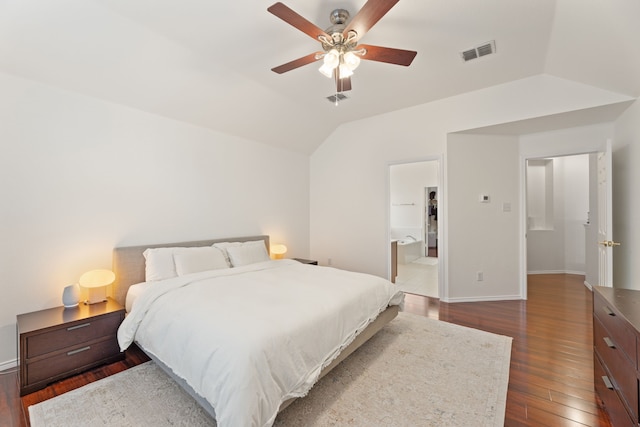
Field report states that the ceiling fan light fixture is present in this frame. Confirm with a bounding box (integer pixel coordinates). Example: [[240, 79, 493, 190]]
[[323, 49, 340, 68], [343, 51, 361, 71], [268, 1, 418, 94], [339, 63, 354, 78], [319, 63, 335, 78], [319, 48, 341, 78]]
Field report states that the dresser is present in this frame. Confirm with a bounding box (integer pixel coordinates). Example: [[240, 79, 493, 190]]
[[593, 286, 640, 426], [17, 298, 125, 395]]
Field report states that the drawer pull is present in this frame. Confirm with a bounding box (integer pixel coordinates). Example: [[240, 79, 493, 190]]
[[603, 337, 616, 348], [601, 375, 614, 390], [67, 346, 91, 356], [602, 306, 615, 316], [67, 323, 91, 331]]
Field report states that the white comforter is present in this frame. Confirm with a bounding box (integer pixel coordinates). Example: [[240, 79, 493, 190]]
[[118, 259, 404, 427]]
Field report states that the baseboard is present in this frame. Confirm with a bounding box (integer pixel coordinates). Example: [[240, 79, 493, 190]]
[[444, 294, 523, 303], [583, 280, 593, 291], [0, 358, 17, 372], [527, 270, 586, 276]]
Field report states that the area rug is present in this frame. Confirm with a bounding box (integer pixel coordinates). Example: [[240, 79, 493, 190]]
[[29, 312, 512, 427]]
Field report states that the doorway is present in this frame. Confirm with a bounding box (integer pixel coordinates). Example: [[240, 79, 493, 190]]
[[426, 186, 438, 257], [524, 152, 604, 292], [389, 160, 440, 298]]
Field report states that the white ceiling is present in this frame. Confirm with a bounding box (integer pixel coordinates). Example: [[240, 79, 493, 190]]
[[0, 0, 638, 154]]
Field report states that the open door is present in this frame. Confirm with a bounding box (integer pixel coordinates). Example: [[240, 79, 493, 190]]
[[597, 140, 619, 287]]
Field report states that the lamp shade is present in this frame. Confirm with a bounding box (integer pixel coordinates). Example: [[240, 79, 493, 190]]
[[79, 269, 115, 304], [270, 244, 287, 259], [79, 269, 115, 287]]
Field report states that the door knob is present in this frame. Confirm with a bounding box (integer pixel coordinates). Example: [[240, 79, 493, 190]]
[[599, 240, 621, 247]]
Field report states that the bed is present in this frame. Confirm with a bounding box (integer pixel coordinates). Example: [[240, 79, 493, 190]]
[[113, 235, 403, 427]]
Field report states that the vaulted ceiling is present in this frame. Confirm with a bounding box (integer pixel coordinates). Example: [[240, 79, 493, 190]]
[[1, 0, 638, 154]]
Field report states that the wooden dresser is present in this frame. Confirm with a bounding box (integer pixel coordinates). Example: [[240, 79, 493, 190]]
[[593, 286, 640, 426], [17, 298, 125, 395]]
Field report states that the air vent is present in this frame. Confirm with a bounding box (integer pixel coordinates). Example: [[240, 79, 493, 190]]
[[461, 40, 496, 62], [461, 49, 478, 61], [326, 93, 348, 103]]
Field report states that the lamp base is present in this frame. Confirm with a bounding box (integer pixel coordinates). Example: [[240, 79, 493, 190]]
[[83, 286, 107, 305], [83, 299, 107, 305]]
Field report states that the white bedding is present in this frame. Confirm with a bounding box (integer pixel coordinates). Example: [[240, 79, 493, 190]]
[[118, 259, 403, 427], [124, 281, 150, 313]]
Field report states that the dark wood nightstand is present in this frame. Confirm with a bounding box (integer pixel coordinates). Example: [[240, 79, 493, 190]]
[[17, 297, 125, 396], [292, 258, 318, 265]]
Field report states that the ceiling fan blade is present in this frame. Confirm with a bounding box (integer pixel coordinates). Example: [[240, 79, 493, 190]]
[[272, 52, 322, 74], [268, 2, 330, 41], [342, 0, 400, 40], [336, 74, 352, 92], [357, 44, 417, 66]]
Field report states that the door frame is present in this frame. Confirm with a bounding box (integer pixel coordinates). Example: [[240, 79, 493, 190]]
[[387, 155, 446, 300], [519, 143, 611, 298]]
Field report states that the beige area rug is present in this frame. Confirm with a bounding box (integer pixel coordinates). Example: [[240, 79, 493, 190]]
[[29, 312, 512, 427]]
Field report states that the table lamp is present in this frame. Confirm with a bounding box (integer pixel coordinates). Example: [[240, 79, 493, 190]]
[[270, 244, 287, 259], [79, 269, 115, 304]]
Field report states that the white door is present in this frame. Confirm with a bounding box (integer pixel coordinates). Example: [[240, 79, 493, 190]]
[[597, 140, 618, 287]]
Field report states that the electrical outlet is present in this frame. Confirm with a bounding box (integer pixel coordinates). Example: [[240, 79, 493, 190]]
[[477, 271, 484, 281]]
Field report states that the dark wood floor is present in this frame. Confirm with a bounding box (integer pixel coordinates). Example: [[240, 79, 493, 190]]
[[0, 274, 611, 426]]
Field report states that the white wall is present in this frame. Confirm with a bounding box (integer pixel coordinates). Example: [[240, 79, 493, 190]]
[[0, 72, 310, 367], [310, 75, 630, 302], [613, 99, 640, 289], [526, 155, 589, 275], [447, 134, 520, 301]]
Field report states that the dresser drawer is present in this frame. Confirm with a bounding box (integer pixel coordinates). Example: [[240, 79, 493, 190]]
[[594, 352, 636, 427], [594, 316, 638, 420], [593, 291, 637, 365], [26, 337, 120, 384], [26, 313, 123, 359]]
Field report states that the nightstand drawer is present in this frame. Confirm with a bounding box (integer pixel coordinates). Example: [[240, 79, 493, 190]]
[[26, 337, 120, 384], [26, 313, 123, 359], [18, 298, 125, 396]]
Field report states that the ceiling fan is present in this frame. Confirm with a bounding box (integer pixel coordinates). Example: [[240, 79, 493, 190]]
[[268, 0, 417, 93]]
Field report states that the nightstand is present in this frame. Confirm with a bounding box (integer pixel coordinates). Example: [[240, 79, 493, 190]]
[[292, 258, 318, 265], [17, 297, 125, 396]]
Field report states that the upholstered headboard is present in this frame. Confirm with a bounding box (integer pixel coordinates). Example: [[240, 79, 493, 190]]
[[111, 235, 270, 306]]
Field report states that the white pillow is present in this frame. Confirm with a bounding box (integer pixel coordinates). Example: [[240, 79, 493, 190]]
[[225, 240, 270, 267], [212, 241, 243, 266], [143, 246, 228, 281], [174, 246, 228, 276], [143, 247, 183, 281]]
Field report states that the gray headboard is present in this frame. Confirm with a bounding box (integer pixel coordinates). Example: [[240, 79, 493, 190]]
[[111, 235, 270, 306]]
